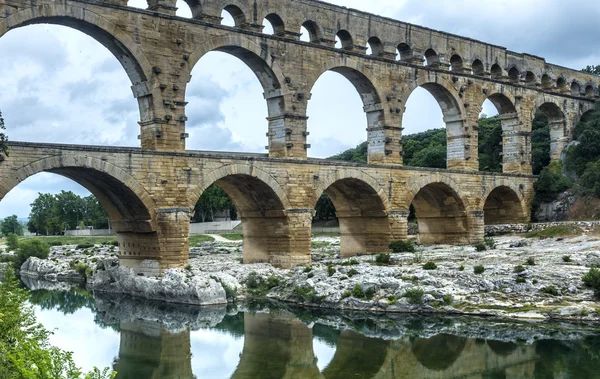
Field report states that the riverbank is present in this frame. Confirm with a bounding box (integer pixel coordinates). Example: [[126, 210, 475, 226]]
[[8, 231, 600, 322]]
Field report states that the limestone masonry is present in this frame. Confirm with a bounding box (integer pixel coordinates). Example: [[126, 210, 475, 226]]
[[0, 0, 594, 274]]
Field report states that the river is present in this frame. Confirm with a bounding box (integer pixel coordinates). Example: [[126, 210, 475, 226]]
[[29, 285, 600, 379]]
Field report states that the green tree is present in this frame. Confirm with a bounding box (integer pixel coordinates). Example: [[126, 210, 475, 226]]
[[54, 191, 85, 230], [328, 141, 368, 163], [314, 194, 336, 221], [477, 115, 502, 172], [582, 65, 600, 76], [531, 111, 551, 175], [81, 195, 109, 229], [1, 215, 23, 236], [28, 193, 59, 235], [0, 269, 115, 378], [5, 233, 19, 252], [0, 110, 9, 157], [192, 184, 236, 222]]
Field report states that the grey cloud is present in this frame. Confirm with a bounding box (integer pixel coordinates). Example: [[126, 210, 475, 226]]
[[102, 98, 138, 124], [1, 96, 64, 128], [64, 79, 101, 102], [187, 124, 244, 152], [95, 57, 123, 74], [185, 78, 228, 127], [0, 28, 69, 71]]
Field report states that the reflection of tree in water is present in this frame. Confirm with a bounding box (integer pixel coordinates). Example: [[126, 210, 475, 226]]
[[213, 312, 244, 337], [322, 331, 389, 379], [534, 336, 600, 378], [29, 287, 94, 315], [486, 340, 518, 356], [313, 323, 341, 347], [411, 334, 467, 371]]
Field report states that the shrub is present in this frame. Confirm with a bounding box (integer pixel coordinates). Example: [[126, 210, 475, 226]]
[[328, 266, 336, 277], [292, 286, 318, 303], [303, 266, 312, 273], [404, 288, 425, 304], [484, 237, 496, 249], [6, 233, 19, 252], [389, 240, 415, 253], [74, 263, 91, 278], [516, 277, 527, 284], [245, 272, 261, 289], [473, 265, 485, 274], [473, 243, 487, 252], [442, 294, 453, 305], [347, 268, 358, 277], [459, 265, 465, 271], [514, 265, 525, 273], [76, 243, 94, 249], [583, 267, 600, 298], [423, 261, 437, 270], [185, 264, 192, 271], [341, 259, 360, 266], [540, 285, 559, 296], [375, 253, 391, 265], [563, 255, 572, 263], [14, 239, 50, 270], [245, 272, 281, 296], [352, 284, 365, 298], [48, 241, 63, 247], [526, 257, 536, 266], [342, 290, 351, 299]]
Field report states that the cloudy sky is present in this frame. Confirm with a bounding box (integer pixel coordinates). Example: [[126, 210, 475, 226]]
[[1, 0, 599, 219]]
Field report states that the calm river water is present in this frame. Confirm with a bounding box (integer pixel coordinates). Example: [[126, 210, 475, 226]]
[[28, 285, 600, 379]]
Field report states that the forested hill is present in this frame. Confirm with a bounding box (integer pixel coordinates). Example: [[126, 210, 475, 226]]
[[327, 115, 504, 172]]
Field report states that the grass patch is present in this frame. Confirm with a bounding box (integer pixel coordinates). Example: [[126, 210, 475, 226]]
[[245, 272, 281, 296], [189, 234, 215, 245], [341, 259, 360, 266], [526, 257, 536, 266], [423, 261, 437, 270], [473, 243, 487, 252], [374, 253, 391, 265], [311, 241, 331, 249], [292, 286, 320, 303], [15, 235, 118, 247], [525, 225, 584, 239], [389, 240, 415, 253], [219, 233, 243, 241], [311, 232, 339, 238], [583, 267, 600, 298], [347, 268, 358, 277], [540, 285, 559, 296], [563, 255, 572, 263], [516, 277, 527, 284], [514, 265, 526, 273], [473, 265, 485, 274], [404, 288, 425, 304]]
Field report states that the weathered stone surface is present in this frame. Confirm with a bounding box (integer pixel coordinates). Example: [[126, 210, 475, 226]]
[[20, 257, 83, 282]]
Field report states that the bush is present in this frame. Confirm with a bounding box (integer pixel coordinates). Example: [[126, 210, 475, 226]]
[[423, 261, 437, 270], [76, 243, 94, 249], [74, 263, 91, 278], [484, 237, 496, 249], [375, 253, 391, 265], [292, 286, 318, 303], [327, 266, 336, 276], [473, 243, 487, 252], [351, 284, 365, 298], [347, 268, 358, 277], [342, 290, 351, 299], [341, 259, 360, 266], [532, 162, 573, 204], [404, 288, 425, 304], [540, 285, 559, 296], [459, 265, 465, 271], [525, 225, 584, 239], [442, 294, 453, 305], [389, 240, 415, 253], [563, 255, 572, 263], [473, 265, 485, 274], [14, 239, 50, 270], [303, 266, 312, 273], [514, 265, 526, 273], [526, 257, 536, 266], [583, 267, 600, 298], [245, 272, 281, 296], [6, 233, 19, 252], [516, 277, 527, 284]]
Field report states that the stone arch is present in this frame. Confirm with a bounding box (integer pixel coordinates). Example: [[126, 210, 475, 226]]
[[313, 170, 390, 256], [571, 80, 581, 96], [482, 91, 519, 173], [471, 59, 484, 75], [490, 64, 503, 79], [508, 67, 520, 83], [300, 20, 322, 43], [424, 48, 439, 66], [222, 4, 247, 26], [525, 71, 537, 84], [406, 175, 470, 244], [263, 13, 285, 35], [450, 54, 464, 71], [585, 84, 595, 98], [397, 43, 412, 61], [0, 5, 151, 86], [336, 29, 353, 50], [1, 155, 155, 228], [482, 184, 528, 225], [367, 36, 384, 56]]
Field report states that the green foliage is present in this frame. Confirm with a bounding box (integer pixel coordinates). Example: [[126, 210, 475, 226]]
[[473, 243, 487, 252], [375, 253, 391, 265], [516, 277, 527, 284], [244, 272, 281, 296], [473, 265, 485, 274], [459, 265, 465, 271], [192, 184, 236, 222], [580, 160, 600, 196], [484, 237, 496, 249], [303, 266, 312, 273], [341, 259, 359, 266], [582, 267, 600, 298], [327, 266, 336, 277], [526, 257, 536, 266], [0, 269, 114, 378], [328, 141, 368, 163], [531, 111, 552, 175], [314, 193, 336, 221], [347, 268, 358, 277], [477, 115, 503, 172], [540, 285, 559, 296], [188, 234, 215, 245], [74, 263, 91, 278], [351, 284, 364, 298], [292, 286, 319, 303], [389, 240, 415, 253], [582, 65, 600, 76], [1, 216, 23, 236], [525, 225, 583, 239], [5, 233, 19, 252], [563, 255, 572, 263], [0, 110, 8, 157], [514, 265, 526, 273], [14, 240, 50, 271], [533, 162, 572, 204], [404, 288, 425, 304], [402, 128, 447, 168], [219, 233, 243, 241], [442, 294, 454, 305], [76, 243, 94, 250], [423, 261, 437, 270]]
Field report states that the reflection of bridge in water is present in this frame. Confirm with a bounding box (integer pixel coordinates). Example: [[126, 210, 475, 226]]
[[113, 310, 540, 379]]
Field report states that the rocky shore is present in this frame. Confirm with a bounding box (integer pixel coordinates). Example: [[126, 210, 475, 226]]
[[10, 232, 600, 322]]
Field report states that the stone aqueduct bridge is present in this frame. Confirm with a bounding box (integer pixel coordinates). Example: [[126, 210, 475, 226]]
[[0, 0, 598, 274]]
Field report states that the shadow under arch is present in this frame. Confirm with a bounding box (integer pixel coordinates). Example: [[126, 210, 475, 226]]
[[407, 179, 469, 244], [306, 61, 386, 163], [403, 76, 466, 169], [487, 340, 518, 357], [483, 185, 528, 225], [313, 171, 390, 257], [0, 6, 150, 86], [411, 334, 467, 371], [193, 164, 294, 266]]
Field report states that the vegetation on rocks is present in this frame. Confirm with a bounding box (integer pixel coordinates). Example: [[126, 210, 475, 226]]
[[389, 240, 415, 253], [582, 267, 600, 298]]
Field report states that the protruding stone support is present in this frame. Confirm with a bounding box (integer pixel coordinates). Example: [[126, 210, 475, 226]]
[[267, 114, 309, 159], [337, 211, 390, 257], [389, 210, 409, 241], [467, 210, 485, 244], [146, 0, 177, 15], [368, 125, 403, 164]]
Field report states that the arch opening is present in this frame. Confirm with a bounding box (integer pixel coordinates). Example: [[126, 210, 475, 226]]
[[314, 178, 390, 257], [335, 30, 353, 50], [557, 77, 567, 91], [263, 13, 285, 36], [307, 67, 381, 158], [222, 5, 245, 27], [450, 55, 464, 72], [541, 74, 553, 89], [366, 37, 383, 56], [508, 67, 520, 83], [480, 94, 518, 172], [186, 44, 283, 152], [533, 102, 564, 173], [471, 59, 484, 76], [0, 24, 141, 146], [300, 21, 321, 43], [424, 49, 439, 67], [490, 64, 503, 79], [525, 71, 536, 84], [484, 186, 526, 225], [571, 81, 581, 96], [197, 174, 289, 265], [585, 85, 595, 98], [410, 182, 469, 244], [397, 43, 412, 61]]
